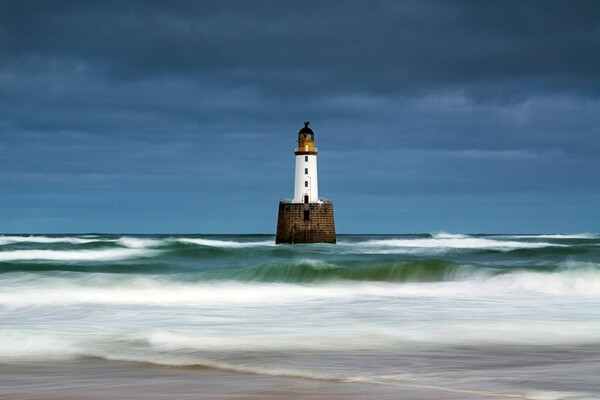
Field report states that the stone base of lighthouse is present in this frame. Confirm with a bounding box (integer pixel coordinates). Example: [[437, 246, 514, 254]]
[[276, 201, 336, 244]]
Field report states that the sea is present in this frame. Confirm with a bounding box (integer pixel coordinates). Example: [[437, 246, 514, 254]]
[[1, 233, 600, 400]]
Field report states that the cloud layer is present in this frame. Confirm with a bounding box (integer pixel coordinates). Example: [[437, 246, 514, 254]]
[[1, 1, 599, 232]]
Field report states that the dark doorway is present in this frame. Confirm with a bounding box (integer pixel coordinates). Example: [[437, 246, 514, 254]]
[[304, 195, 309, 204], [304, 210, 310, 221]]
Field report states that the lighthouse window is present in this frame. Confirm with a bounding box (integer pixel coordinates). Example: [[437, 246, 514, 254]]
[[304, 168, 308, 174], [305, 156, 308, 162], [305, 181, 308, 187]]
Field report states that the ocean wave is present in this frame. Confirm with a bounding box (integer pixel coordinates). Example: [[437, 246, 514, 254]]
[[2, 234, 593, 256], [0, 329, 595, 400], [0, 277, 352, 306], [0, 330, 79, 361], [137, 319, 600, 350], [481, 265, 600, 296], [1, 265, 600, 307], [352, 236, 562, 252], [172, 238, 276, 248], [431, 232, 471, 239], [2, 323, 600, 366], [0, 329, 368, 383], [0, 235, 276, 250], [0, 235, 99, 245], [498, 233, 599, 239], [207, 260, 481, 283], [115, 237, 163, 248], [0, 248, 158, 262]]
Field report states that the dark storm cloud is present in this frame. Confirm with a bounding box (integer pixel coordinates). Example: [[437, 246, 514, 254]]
[[2, 1, 599, 95], [1, 1, 599, 232], [2, 0, 599, 147]]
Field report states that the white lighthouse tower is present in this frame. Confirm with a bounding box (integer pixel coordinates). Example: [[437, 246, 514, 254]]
[[293, 121, 321, 204], [276, 121, 336, 244]]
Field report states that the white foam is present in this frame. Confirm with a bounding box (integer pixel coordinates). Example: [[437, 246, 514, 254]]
[[431, 232, 470, 239], [2, 266, 600, 309], [500, 234, 599, 239], [483, 267, 600, 296], [146, 330, 357, 352], [0, 330, 78, 361], [78, 342, 355, 382], [0, 235, 99, 245], [116, 237, 163, 248], [0, 278, 353, 306], [0, 248, 158, 262], [523, 391, 590, 400], [0, 329, 595, 400], [355, 236, 560, 252], [174, 238, 276, 248]]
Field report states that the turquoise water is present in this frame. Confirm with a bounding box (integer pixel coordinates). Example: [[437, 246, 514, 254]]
[[1, 233, 600, 399]]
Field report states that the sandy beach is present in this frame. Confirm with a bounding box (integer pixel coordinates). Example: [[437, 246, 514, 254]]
[[0, 358, 496, 400]]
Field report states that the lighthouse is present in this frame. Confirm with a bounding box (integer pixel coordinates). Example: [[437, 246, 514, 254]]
[[276, 122, 336, 244]]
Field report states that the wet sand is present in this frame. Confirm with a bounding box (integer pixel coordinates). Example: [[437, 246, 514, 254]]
[[0, 358, 496, 400]]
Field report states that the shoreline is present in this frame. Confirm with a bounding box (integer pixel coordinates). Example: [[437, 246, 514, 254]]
[[0, 358, 499, 400]]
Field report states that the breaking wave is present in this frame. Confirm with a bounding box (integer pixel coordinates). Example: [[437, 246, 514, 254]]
[[172, 238, 276, 248], [0, 235, 275, 250], [356, 236, 561, 252], [1, 263, 600, 308], [0, 235, 99, 245], [499, 233, 599, 239], [206, 260, 481, 282], [0, 248, 158, 262], [0, 233, 587, 255]]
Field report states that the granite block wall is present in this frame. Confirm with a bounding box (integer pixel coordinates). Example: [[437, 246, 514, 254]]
[[276, 202, 336, 244]]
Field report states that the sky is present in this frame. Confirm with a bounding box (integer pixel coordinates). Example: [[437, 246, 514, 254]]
[[1, 0, 599, 234]]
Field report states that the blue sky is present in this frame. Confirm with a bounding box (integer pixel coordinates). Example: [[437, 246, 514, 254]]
[[1, 1, 599, 233]]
